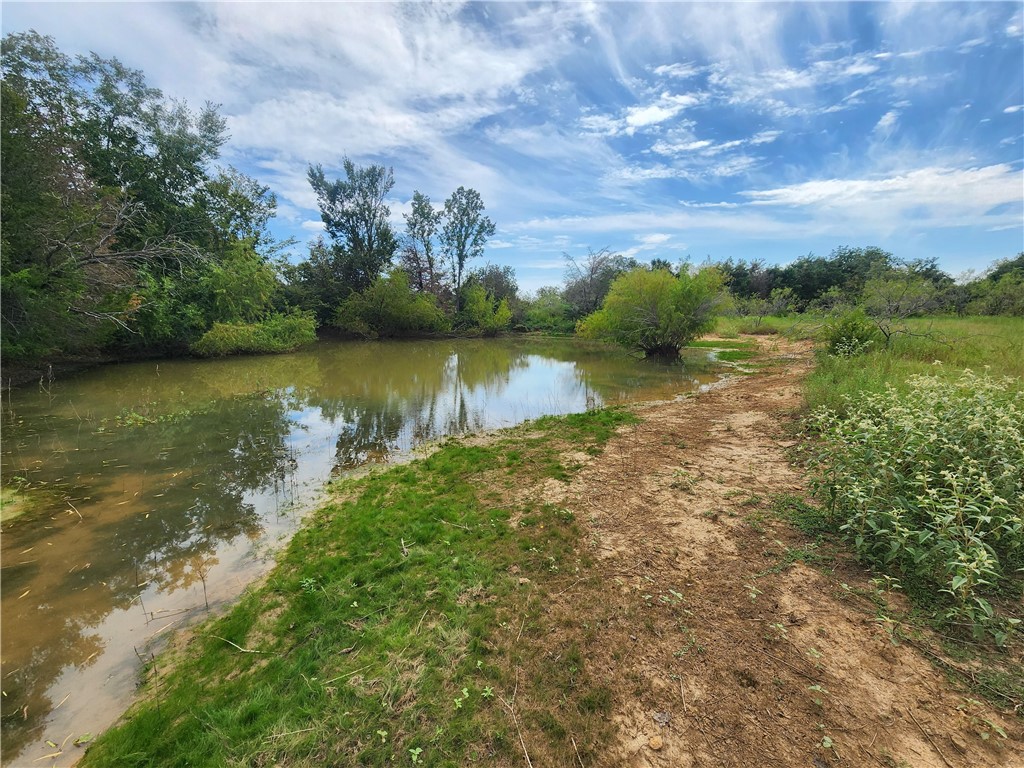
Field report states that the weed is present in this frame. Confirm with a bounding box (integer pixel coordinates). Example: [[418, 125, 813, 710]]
[[808, 370, 1024, 640]]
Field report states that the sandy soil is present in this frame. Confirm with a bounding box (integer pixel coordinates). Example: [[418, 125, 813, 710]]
[[513, 335, 1022, 768]]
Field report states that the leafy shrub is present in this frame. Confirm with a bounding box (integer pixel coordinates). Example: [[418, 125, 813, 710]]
[[335, 271, 449, 338], [809, 371, 1023, 641], [459, 283, 512, 336], [822, 309, 881, 356], [577, 266, 726, 358], [191, 311, 317, 357]]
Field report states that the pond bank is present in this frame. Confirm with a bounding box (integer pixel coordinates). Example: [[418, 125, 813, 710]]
[[79, 335, 1021, 768]]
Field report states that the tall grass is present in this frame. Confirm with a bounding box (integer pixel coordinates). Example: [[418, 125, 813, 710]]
[[805, 316, 1024, 414], [801, 315, 1024, 643]]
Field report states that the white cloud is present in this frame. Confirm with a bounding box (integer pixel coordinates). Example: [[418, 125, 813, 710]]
[[582, 92, 702, 136], [742, 164, 1022, 232], [1004, 105, 1024, 114], [874, 110, 900, 135], [653, 62, 702, 79]]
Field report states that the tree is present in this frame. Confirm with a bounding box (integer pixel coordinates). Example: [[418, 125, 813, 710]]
[[401, 190, 445, 296], [467, 263, 518, 304], [577, 267, 726, 358], [459, 283, 512, 337], [563, 248, 637, 318], [523, 287, 573, 334], [308, 159, 398, 293], [1, 31, 279, 361], [861, 264, 939, 347], [280, 237, 348, 326], [735, 286, 796, 329], [439, 186, 495, 310]]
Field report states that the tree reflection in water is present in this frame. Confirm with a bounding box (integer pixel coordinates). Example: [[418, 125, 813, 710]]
[[0, 337, 719, 765]]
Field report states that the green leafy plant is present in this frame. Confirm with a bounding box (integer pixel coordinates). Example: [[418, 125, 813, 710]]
[[822, 308, 880, 357], [809, 370, 1023, 640]]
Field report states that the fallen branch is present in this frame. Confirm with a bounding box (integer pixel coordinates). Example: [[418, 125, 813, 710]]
[[499, 669, 534, 768], [210, 635, 267, 654], [906, 707, 954, 768], [571, 736, 585, 768], [433, 516, 472, 531]]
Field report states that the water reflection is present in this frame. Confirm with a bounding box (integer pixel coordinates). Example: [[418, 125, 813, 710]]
[[1, 337, 719, 765]]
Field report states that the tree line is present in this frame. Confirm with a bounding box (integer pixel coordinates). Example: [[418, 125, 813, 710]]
[[3, 33, 1019, 368]]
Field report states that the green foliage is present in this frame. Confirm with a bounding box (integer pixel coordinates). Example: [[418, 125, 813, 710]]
[[190, 312, 317, 357], [459, 284, 512, 336], [577, 267, 726, 358], [967, 257, 1024, 317], [522, 287, 574, 334], [334, 271, 449, 338], [308, 159, 398, 293], [822, 308, 881, 356], [440, 186, 496, 310], [809, 371, 1023, 640], [1, 32, 285, 364]]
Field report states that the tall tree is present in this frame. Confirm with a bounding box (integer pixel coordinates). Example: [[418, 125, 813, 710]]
[[439, 186, 495, 310], [1, 32, 283, 361], [308, 159, 398, 293], [401, 190, 443, 295]]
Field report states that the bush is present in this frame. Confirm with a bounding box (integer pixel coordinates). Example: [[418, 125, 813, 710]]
[[822, 309, 881, 356], [458, 283, 512, 336], [334, 271, 449, 338], [809, 371, 1023, 642], [577, 266, 726, 358], [191, 312, 317, 357]]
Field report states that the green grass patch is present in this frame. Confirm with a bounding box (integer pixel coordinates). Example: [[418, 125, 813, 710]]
[[805, 316, 1024, 414], [82, 409, 635, 768]]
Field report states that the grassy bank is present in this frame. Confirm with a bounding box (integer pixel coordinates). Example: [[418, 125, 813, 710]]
[[82, 409, 637, 768]]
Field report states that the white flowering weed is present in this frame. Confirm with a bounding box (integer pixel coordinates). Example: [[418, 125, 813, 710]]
[[810, 370, 1023, 640]]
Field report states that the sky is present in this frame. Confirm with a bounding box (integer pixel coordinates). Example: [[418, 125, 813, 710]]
[[3, 1, 1023, 293]]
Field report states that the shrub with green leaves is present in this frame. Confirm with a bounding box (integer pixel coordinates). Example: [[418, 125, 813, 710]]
[[822, 308, 881, 357], [191, 311, 317, 357], [809, 370, 1023, 641]]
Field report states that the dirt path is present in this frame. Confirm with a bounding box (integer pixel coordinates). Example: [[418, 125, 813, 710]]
[[520, 336, 1021, 767]]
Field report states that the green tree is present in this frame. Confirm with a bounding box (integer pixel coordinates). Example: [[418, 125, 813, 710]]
[[577, 267, 726, 358], [1, 31, 277, 362], [308, 159, 398, 293], [401, 190, 445, 297], [439, 186, 495, 311], [522, 287, 573, 334]]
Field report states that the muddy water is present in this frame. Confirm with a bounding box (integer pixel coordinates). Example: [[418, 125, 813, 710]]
[[0, 337, 719, 765]]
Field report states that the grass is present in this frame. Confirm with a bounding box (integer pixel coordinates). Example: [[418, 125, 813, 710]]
[[804, 315, 1024, 413], [81, 408, 637, 768]]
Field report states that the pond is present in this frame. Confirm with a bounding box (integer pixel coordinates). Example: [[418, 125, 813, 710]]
[[0, 337, 722, 765]]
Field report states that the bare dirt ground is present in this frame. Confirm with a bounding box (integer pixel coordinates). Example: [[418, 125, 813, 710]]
[[511, 335, 1022, 768]]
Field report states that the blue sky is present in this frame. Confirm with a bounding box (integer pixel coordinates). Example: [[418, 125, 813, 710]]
[[3, 1, 1022, 293]]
